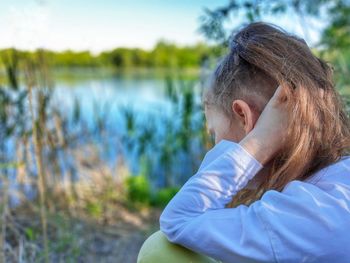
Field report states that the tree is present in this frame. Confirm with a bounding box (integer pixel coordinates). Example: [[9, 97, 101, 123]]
[[199, 0, 350, 89], [199, 0, 350, 47]]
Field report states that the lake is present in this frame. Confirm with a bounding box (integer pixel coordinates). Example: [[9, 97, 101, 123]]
[[1, 68, 211, 205]]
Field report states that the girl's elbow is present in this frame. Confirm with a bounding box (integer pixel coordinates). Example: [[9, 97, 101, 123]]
[[159, 212, 185, 243], [159, 214, 177, 242]]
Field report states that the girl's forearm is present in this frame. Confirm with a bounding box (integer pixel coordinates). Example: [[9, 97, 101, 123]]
[[239, 132, 277, 166]]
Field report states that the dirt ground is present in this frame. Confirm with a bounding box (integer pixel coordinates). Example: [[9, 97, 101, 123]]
[[78, 208, 162, 263], [5, 204, 163, 263]]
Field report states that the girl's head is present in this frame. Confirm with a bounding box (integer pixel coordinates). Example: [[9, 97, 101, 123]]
[[203, 22, 350, 206]]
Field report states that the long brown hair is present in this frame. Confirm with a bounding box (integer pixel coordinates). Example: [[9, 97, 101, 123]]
[[206, 22, 350, 207]]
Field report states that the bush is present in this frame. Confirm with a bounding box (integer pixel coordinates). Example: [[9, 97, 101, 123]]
[[151, 187, 180, 208], [124, 175, 151, 206]]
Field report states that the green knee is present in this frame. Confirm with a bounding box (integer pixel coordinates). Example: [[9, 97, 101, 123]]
[[137, 230, 219, 263]]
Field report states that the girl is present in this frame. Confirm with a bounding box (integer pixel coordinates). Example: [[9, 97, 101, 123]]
[[139, 22, 350, 263]]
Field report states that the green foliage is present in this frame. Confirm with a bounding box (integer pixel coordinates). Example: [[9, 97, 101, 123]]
[[124, 173, 180, 208], [102, 41, 218, 69], [0, 86, 29, 157], [125, 175, 152, 205], [86, 201, 103, 218], [0, 41, 221, 70], [320, 2, 350, 89], [48, 50, 101, 68], [123, 153, 181, 208], [150, 187, 180, 208], [48, 214, 81, 262], [321, 1, 350, 50], [199, 0, 350, 45], [0, 48, 20, 89], [24, 227, 37, 241], [199, 0, 350, 89]]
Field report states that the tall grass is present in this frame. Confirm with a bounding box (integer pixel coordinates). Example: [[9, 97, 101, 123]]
[[25, 56, 50, 263], [0, 49, 213, 261]]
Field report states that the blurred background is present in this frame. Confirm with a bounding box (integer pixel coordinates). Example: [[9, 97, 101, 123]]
[[0, 0, 349, 262]]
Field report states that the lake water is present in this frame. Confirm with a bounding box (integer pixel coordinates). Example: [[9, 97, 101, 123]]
[[53, 69, 207, 182], [1, 68, 210, 203], [52, 69, 176, 124]]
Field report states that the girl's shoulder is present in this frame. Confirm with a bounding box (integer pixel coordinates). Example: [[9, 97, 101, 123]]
[[303, 155, 350, 185]]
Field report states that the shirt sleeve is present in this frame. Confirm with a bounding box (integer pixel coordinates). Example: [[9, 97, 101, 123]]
[[159, 139, 350, 263], [159, 139, 275, 262]]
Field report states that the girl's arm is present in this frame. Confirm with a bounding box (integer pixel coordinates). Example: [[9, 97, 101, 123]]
[[159, 139, 350, 263], [159, 139, 275, 262]]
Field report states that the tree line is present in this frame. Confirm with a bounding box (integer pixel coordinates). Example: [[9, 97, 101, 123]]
[[0, 41, 225, 70]]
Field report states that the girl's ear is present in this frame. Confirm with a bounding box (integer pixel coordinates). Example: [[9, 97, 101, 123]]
[[231, 99, 260, 134]]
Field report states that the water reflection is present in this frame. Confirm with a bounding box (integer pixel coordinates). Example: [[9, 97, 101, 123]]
[[1, 69, 211, 207]]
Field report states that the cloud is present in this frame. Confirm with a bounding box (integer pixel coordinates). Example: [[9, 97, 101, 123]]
[[4, 3, 51, 50]]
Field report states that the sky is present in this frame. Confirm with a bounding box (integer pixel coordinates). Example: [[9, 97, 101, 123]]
[[0, 0, 324, 54]]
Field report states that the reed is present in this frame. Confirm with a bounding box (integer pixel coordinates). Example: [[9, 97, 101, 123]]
[[25, 58, 50, 263]]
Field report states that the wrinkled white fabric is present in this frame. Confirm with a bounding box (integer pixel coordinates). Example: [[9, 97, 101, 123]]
[[159, 139, 350, 263]]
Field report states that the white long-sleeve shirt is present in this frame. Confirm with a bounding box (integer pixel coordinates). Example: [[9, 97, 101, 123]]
[[159, 140, 350, 263]]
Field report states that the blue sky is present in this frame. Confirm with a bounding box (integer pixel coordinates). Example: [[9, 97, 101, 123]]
[[0, 0, 324, 54]]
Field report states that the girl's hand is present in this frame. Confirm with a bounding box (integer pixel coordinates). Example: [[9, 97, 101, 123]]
[[239, 85, 290, 166]]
